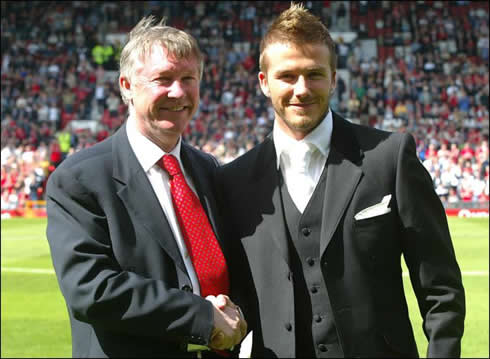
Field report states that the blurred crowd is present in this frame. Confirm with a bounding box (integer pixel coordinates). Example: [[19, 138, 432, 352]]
[[1, 1, 489, 210]]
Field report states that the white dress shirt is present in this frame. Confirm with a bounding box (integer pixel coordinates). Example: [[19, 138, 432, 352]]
[[126, 116, 201, 295], [273, 110, 333, 213]]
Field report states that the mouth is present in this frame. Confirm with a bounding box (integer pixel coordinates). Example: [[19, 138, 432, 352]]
[[289, 103, 315, 108], [160, 106, 187, 112]]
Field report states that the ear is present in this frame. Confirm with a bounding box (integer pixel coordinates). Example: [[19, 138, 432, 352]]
[[120, 75, 131, 91], [330, 70, 337, 95], [258, 71, 270, 98], [119, 75, 131, 100]]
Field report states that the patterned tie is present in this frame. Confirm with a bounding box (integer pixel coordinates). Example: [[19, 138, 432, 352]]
[[159, 154, 229, 298]]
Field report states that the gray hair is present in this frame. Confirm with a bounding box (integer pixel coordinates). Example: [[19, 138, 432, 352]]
[[119, 15, 204, 105]]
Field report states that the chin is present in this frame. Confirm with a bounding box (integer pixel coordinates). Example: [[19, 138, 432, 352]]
[[291, 117, 318, 129]]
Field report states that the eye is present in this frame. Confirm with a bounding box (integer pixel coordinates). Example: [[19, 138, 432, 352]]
[[309, 72, 325, 79], [182, 76, 197, 83], [154, 77, 171, 85], [278, 73, 295, 82]]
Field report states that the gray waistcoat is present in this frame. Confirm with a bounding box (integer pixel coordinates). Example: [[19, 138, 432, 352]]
[[279, 166, 343, 358]]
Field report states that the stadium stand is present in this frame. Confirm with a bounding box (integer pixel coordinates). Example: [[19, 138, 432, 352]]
[[1, 1, 488, 215]]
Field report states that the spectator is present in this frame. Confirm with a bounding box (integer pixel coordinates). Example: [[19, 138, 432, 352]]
[[106, 90, 120, 118], [460, 141, 476, 160]]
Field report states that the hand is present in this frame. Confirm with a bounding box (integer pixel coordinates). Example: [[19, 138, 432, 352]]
[[206, 294, 230, 310], [206, 295, 247, 350]]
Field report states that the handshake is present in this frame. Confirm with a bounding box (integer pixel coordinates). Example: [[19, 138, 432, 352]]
[[206, 294, 248, 351]]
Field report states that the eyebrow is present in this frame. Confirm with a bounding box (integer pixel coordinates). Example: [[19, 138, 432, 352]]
[[152, 70, 173, 77], [275, 67, 327, 75], [305, 67, 328, 72], [152, 69, 197, 78]]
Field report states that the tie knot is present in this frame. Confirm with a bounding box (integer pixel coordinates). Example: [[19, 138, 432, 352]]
[[160, 154, 182, 177]]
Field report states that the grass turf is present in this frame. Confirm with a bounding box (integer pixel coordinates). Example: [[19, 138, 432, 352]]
[[1, 216, 488, 357]]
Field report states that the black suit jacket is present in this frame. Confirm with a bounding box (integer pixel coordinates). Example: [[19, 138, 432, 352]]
[[46, 124, 225, 357], [216, 113, 465, 358]]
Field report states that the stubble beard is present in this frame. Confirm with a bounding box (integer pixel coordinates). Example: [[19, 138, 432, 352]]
[[281, 105, 329, 136]]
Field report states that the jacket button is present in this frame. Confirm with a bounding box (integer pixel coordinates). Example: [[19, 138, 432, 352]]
[[285, 323, 292, 331], [314, 314, 322, 323], [301, 227, 311, 236], [310, 286, 318, 294], [181, 285, 192, 292], [306, 257, 315, 266], [318, 344, 328, 352]]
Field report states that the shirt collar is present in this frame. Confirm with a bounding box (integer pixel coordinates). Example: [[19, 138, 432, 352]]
[[126, 115, 183, 172], [273, 109, 333, 169]]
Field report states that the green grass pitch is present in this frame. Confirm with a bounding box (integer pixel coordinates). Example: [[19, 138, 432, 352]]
[[1, 217, 488, 358]]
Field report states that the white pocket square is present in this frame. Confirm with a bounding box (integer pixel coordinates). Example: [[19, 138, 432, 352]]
[[354, 195, 392, 220]]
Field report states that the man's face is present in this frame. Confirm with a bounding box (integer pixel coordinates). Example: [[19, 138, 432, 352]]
[[122, 44, 200, 150], [259, 42, 336, 140]]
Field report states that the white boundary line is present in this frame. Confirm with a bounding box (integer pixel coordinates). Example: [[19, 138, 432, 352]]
[[402, 271, 488, 277], [1, 267, 488, 276], [1, 267, 55, 274]]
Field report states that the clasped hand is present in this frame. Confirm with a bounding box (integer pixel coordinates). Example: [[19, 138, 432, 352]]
[[206, 294, 247, 350]]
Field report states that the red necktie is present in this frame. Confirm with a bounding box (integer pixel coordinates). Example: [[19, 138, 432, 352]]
[[159, 154, 229, 298]]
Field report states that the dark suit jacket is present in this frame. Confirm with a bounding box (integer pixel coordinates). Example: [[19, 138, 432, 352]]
[[46, 123, 225, 358], [216, 112, 465, 358]]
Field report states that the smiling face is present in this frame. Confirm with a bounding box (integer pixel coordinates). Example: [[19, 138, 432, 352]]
[[120, 44, 200, 151], [259, 42, 336, 140]]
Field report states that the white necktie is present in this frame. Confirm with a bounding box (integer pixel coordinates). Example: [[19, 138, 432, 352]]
[[285, 142, 316, 213]]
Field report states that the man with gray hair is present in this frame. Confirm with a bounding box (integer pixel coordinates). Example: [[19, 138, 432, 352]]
[[46, 16, 246, 358]]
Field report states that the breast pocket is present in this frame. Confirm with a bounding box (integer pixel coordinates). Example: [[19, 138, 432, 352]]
[[354, 211, 394, 238], [354, 211, 393, 228], [353, 212, 399, 265]]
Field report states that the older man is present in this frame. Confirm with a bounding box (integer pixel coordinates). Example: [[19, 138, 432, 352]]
[[46, 16, 246, 358]]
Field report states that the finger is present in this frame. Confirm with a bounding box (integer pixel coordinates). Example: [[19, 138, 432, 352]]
[[216, 294, 232, 308], [216, 332, 234, 351], [241, 321, 248, 339], [239, 317, 247, 339], [238, 324, 247, 346], [211, 330, 224, 343], [222, 305, 239, 320], [207, 295, 228, 310], [210, 331, 226, 350]]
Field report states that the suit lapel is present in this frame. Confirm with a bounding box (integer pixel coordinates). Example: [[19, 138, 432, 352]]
[[320, 114, 364, 256], [252, 138, 290, 266], [112, 124, 187, 274]]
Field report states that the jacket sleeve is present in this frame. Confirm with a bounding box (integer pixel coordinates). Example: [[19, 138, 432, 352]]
[[213, 164, 256, 338], [46, 165, 214, 346], [395, 133, 465, 358]]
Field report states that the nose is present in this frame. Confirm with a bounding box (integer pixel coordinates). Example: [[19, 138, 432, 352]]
[[168, 80, 185, 98], [293, 76, 309, 98]]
